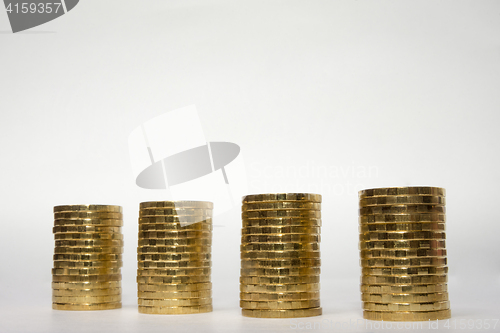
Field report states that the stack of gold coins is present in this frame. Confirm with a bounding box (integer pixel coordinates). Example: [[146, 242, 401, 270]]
[[240, 193, 322, 318], [137, 201, 213, 315], [52, 205, 123, 311], [358, 187, 451, 321]]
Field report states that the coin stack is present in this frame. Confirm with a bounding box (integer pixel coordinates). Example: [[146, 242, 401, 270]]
[[137, 201, 213, 315], [52, 205, 123, 311], [240, 193, 322, 318], [358, 187, 450, 321]]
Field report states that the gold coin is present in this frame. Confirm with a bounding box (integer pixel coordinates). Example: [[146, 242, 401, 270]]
[[240, 291, 320, 301], [240, 275, 320, 285], [240, 267, 320, 276], [52, 267, 121, 275], [54, 253, 122, 261], [139, 223, 212, 231], [138, 260, 210, 269], [54, 212, 122, 220], [55, 233, 123, 240], [360, 205, 445, 215], [241, 307, 322, 318], [138, 253, 211, 261], [52, 288, 122, 296], [138, 297, 212, 307], [240, 283, 320, 293], [53, 226, 121, 234], [52, 302, 121, 311], [55, 239, 124, 247], [360, 257, 447, 267], [138, 225, 212, 234], [138, 305, 212, 314], [54, 205, 123, 213], [137, 275, 211, 284], [137, 246, 211, 254], [139, 215, 212, 220], [241, 243, 320, 252], [242, 193, 322, 203], [52, 281, 121, 290], [360, 196, 445, 207], [54, 247, 123, 254], [361, 292, 449, 303], [242, 234, 320, 243], [139, 216, 212, 224], [52, 274, 121, 282], [243, 218, 322, 227], [361, 266, 448, 276], [241, 250, 320, 260], [359, 240, 446, 250], [360, 231, 446, 241], [140, 201, 213, 209], [240, 259, 320, 268], [359, 213, 445, 223], [359, 187, 445, 198], [137, 268, 211, 276], [242, 210, 321, 219], [240, 299, 320, 310], [54, 219, 123, 227], [361, 275, 447, 285], [137, 282, 211, 292], [242, 202, 321, 211], [138, 231, 212, 240], [138, 239, 211, 247], [363, 309, 451, 321], [241, 226, 321, 235], [53, 260, 123, 269], [360, 284, 447, 294], [362, 301, 450, 312], [138, 234, 212, 243], [138, 290, 211, 299], [360, 249, 447, 259], [139, 208, 212, 216], [359, 223, 445, 233], [52, 295, 121, 303]]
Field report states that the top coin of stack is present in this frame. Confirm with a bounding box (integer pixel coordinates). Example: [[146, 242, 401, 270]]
[[137, 201, 213, 315], [52, 204, 123, 311], [240, 193, 322, 318], [358, 187, 451, 321]]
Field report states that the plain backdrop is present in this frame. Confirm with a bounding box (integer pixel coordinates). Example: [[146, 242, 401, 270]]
[[0, 1, 499, 332]]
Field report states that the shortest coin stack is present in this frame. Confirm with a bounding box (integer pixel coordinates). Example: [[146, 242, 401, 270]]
[[240, 193, 322, 318], [358, 187, 451, 321], [137, 201, 213, 315], [52, 204, 123, 311]]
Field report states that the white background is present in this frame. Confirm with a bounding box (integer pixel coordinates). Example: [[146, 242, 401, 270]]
[[0, 1, 499, 332]]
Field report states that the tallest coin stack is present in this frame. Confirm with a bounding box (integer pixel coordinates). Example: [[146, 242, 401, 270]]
[[240, 193, 322, 318], [358, 187, 450, 321]]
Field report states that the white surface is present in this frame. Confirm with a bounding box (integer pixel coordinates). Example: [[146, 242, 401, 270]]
[[0, 1, 499, 332], [142, 105, 205, 161]]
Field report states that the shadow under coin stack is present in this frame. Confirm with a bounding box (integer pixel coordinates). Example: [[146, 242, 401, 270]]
[[137, 201, 213, 314], [358, 187, 451, 321], [52, 205, 123, 310], [240, 193, 322, 318]]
